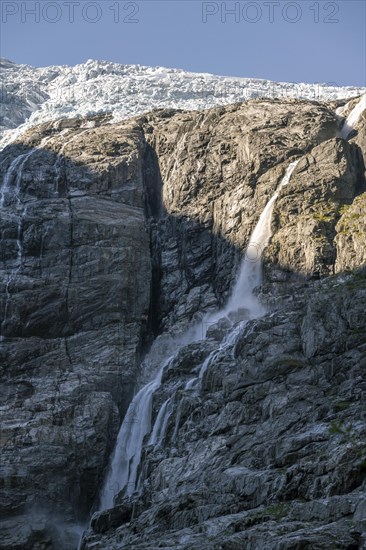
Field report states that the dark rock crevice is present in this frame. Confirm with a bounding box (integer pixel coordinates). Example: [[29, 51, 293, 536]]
[[141, 142, 164, 340], [65, 196, 75, 337]]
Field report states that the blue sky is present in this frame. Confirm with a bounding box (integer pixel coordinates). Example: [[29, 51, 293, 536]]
[[1, 0, 365, 86]]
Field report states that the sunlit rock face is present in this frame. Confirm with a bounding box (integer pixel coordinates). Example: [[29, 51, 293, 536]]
[[1, 95, 365, 549]]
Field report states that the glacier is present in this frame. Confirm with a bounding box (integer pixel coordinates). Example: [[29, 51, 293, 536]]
[[1, 58, 365, 150]]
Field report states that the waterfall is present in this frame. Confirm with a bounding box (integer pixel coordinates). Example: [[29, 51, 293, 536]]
[[338, 93, 366, 139], [1, 149, 38, 337], [1, 149, 36, 208], [1, 133, 85, 338], [149, 101, 366, 457], [199, 320, 247, 380], [148, 398, 173, 447], [184, 318, 257, 392], [200, 160, 299, 335], [94, 94, 366, 521], [99, 356, 174, 510], [98, 159, 300, 512], [226, 161, 299, 313]]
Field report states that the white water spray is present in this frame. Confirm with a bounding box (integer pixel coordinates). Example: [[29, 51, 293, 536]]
[[99, 357, 174, 510], [200, 160, 299, 336], [227, 162, 298, 310], [339, 93, 366, 139]]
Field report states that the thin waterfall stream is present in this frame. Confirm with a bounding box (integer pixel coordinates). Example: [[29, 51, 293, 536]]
[[1, 148, 38, 338], [99, 361, 168, 509], [337, 93, 366, 139]]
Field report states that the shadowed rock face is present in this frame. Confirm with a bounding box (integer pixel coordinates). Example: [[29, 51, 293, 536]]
[[0, 119, 152, 548], [0, 98, 365, 549]]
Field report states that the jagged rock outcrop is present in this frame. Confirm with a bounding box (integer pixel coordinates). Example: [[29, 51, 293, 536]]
[[1, 96, 365, 549], [334, 105, 366, 272], [335, 191, 366, 271], [268, 137, 364, 276]]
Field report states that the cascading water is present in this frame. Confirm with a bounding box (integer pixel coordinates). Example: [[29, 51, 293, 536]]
[[98, 160, 300, 511], [1, 149, 37, 209], [96, 94, 366, 513], [148, 397, 173, 447], [181, 163, 299, 391], [1, 149, 38, 337], [200, 160, 299, 336], [99, 357, 173, 510], [226, 162, 299, 311], [338, 93, 366, 139], [183, 321, 248, 392]]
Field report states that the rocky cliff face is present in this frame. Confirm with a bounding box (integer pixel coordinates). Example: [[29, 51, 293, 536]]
[[335, 105, 366, 273], [0, 96, 365, 549], [0, 118, 151, 548], [83, 271, 366, 549]]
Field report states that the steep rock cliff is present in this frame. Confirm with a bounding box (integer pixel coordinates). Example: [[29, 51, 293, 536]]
[[0, 118, 151, 548], [1, 96, 365, 549]]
